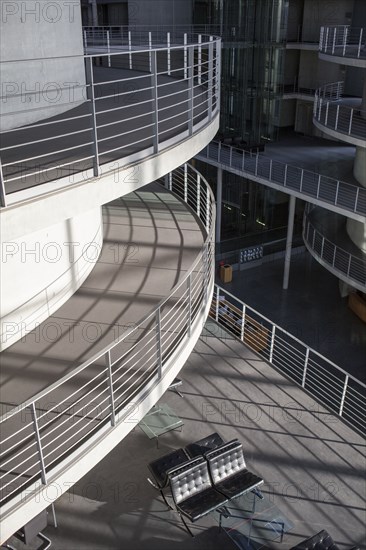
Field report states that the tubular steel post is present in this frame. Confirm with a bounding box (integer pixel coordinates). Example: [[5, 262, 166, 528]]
[[184, 163, 188, 202], [197, 172, 201, 218], [187, 274, 192, 337], [167, 32, 171, 75], [302, 348, 310, 388], [128, 31, 132, 69], [208, 38, 214, 121], [358, 29, 363, 58], [215, 284, 219, 322], [339, 375, 349, 416], [269, 325, 276, 363], [198, 34, 202, 84], [149, 31, 152, 72], [188, 46, 194, 135], [335, 104, 339, 130], [156, 308, 163, 379], [332, 27, 336, 54], [105, 350, 116, 426], [85, 57, 100, 177], [283, 195, 296, 290], [107, 30, 111, 67], [354, 186, 360, 213], [184, 33, 188, 79], [240, 304, 246, 341], [348, 109, 353, 135], [216, 167, 222, 243], [343, 26, 348, 56], [151, 50, 159, 154], [30, 403, 48, 485]]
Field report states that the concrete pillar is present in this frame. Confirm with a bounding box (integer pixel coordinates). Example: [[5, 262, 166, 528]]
[[283, 195, 296, 290], [216, 167, 223, 243]]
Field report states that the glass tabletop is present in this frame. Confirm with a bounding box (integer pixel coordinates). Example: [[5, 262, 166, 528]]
[[214, 491, 294, 550], [138, 403, 183, 439]]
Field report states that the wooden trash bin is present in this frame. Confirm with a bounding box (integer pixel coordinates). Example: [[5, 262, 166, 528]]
[[219, 264, 232, 283]]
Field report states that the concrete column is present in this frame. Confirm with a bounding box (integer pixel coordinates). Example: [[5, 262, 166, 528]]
[[216, 167, 223, 243], [283, 195, 296, 290]]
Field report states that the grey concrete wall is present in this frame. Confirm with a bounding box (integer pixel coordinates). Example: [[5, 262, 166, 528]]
[[301, 0, 354, 42], [128, 0, 193, 26], [0, 1, 86, 130]]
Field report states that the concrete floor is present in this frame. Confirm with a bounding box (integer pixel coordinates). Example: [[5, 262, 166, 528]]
[[5, 321, 365, 550], [221, 252, 366, 382], [0, 183, 204, 406]]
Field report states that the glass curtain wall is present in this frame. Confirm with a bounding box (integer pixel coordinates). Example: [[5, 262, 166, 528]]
[[194, 0, 288, 144]]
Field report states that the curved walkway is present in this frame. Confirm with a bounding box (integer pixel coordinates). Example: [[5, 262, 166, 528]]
[[0, 182, 204, 406], [196, 140, 366, 221]]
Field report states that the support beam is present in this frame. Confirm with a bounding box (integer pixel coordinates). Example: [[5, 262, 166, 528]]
[[283, 195, 296, 290], [216, 167, 222, 243]]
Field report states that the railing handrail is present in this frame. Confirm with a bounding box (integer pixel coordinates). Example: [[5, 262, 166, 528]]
[[213, 283, 366, 388], [319, 26, 365, 59], [303, 206, 366, 289], [0, 163, 216, 423], [197, 141, 366, 218]]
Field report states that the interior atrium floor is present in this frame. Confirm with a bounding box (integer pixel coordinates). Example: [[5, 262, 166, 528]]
[[5, 322, 364, 550]]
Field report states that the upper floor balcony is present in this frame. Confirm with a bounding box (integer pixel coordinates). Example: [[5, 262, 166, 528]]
[[313, 82, 366, 148], [319, 26, 366, 67], [0, 30, 221, 212]]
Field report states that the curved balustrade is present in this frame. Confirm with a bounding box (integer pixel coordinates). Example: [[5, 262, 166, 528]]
[[0, 33, 220, 205], [303, 206, 366, 292], [313, 82, 366, 144], [0, 164, 215, 532], [197, 141, 366, 221], [211, 284, 366, 437], [319, 26, 366, 61]]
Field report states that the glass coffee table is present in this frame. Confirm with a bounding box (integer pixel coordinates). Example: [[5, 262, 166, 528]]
[[215, 491, 294, 550], [138, 403, 183, 447]]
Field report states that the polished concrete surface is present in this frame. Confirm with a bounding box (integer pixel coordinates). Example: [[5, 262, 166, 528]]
[[0, 183, 204, 406], [222, 252, 366, 382], [5, 321, 365, 550]]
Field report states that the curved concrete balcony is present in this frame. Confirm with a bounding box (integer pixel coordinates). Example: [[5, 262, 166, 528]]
[[313, 82, 366, 147], [0, 31, 221, 213], [319, 26, 366, 67], [303, 206, 366, 292], [197, 141, 366, 221], [0, 164, 215, 542], [282, 84, 316, 101]]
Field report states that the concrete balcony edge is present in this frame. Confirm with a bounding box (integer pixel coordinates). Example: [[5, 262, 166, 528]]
[[313, 117, 366, 148], [1, 115, 219, 242]]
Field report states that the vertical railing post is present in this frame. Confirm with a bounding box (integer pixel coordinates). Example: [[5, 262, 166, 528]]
[[187, 274, 192, 337], [85, 57, 100, 177], [332, 27, 337, 54], [0, 158, 7, 207], [215, 284, 219, 322], [218, 140, 222, 162], [325, 102, 329, 126], [105, 350, 116, 426], [347, 254, 352, 277], [168, 171, 173, 191], [188, 46, 194, 135], [348, 109, 353, 135], [317, 174, 321, 198], [335, 104, 339, 130], [343, 26, 348, 56], [299, 169, 304, 192], [269, 325, 276, 363], [197, 173, 201, 217], [151, 50, 159, 154], [284, 164, 288, 187], [354, 186, 360, 213], [339, 375, 349, 416], [128, 31, 132, 69], [320, 236, 325, 258], [229, 146, 233, 166], [255, 155, 259, 176], [148, 31, 152, 73], [205, 182, 210, 234], [269, 159, 273, 181], [208, 38, 214, 121], [357, 28, 363, 58], [83, 29, 87, 50], [203, 243, 208, 312], [302, 348, 310, 388], [335, 181, 340, 205], [156, 308, 163, 379], [240, 304, 246, 341], [198, 34, 202, 84], [325, 27, 329, 52], [184, 33, 188, 79], [184, 163, 188, 202], [107, 30, 111, 67], [167, 32, 171, 75], [30, 403, 47, 485]]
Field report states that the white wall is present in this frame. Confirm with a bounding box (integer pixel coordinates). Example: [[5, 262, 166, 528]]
[[0, 208, 102, 351], [0, 0, 86, 130]]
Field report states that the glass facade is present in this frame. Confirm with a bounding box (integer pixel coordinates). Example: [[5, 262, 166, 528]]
[[194, 0, 288, 144]]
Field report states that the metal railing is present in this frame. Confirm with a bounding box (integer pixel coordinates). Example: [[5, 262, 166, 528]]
[[314, 82, 366, 142], [319, 26, 366, 60], [283, 84, 316, 98], [0, 163, 215, 512], [303, 205, 366, 291], [0, 32, 221, 206], [210, 285, 366, 437], [197, 141, 366, 219]]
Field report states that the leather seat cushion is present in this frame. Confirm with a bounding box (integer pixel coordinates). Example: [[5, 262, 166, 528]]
[[216, 470, 263, 499], [177, 487, 227, 521]]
